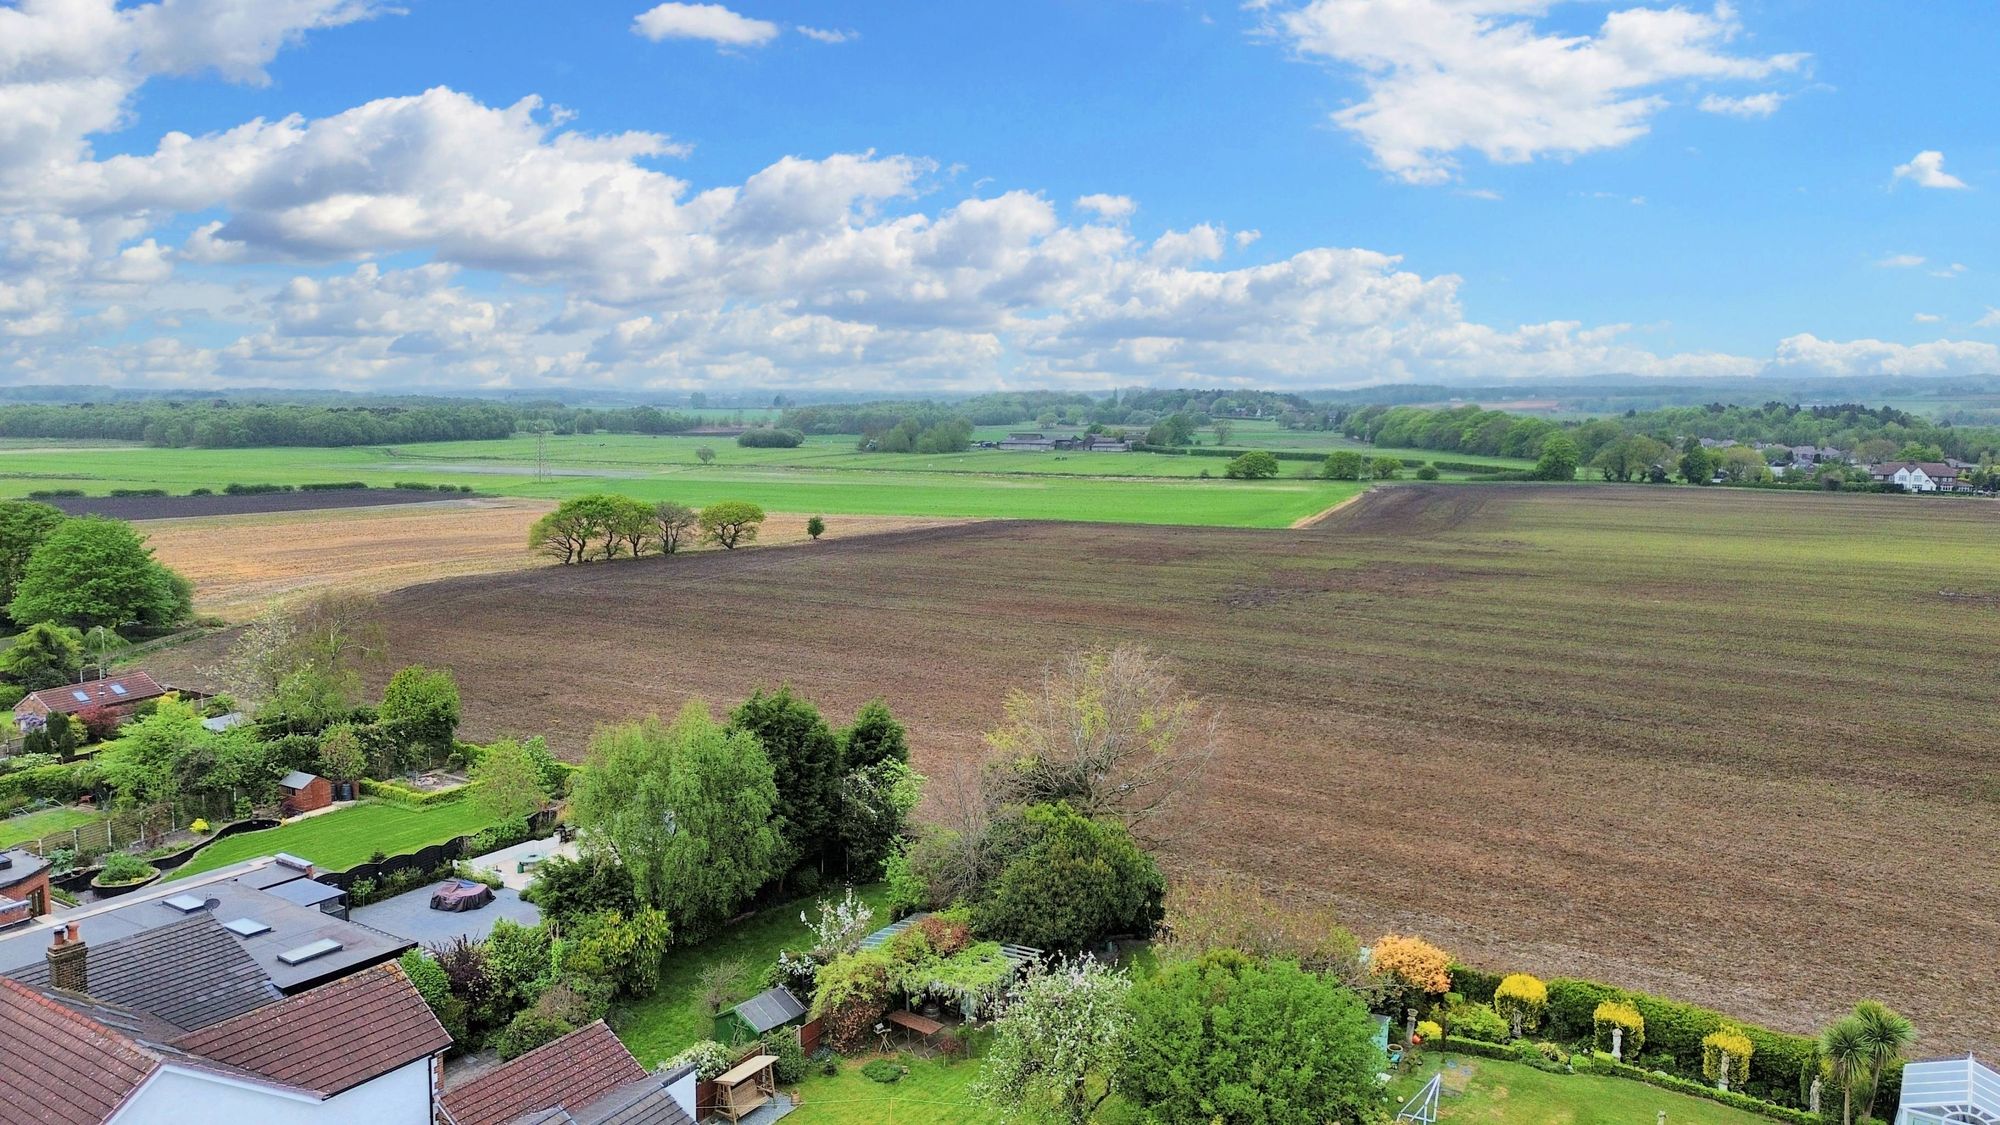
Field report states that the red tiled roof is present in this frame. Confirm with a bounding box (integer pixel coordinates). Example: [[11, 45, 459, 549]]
[[18, 673, 166, 717], [437, 1021, 646, 1125], [173, 963, 450, 1097], [0, 978, 159, 1125]]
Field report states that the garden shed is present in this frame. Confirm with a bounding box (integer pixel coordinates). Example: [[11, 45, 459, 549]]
[[1895, 1055, 2000, 1125], [278, 770, 332, 815], [714, 985, 807, 1047]]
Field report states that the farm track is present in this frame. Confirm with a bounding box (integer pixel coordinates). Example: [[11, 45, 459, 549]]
[[148, 485, 2000, 1054]]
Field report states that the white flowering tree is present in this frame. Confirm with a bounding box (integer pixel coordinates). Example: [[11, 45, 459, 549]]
[[973, 957, 1132, 1125], [804, 887, 874, 962]]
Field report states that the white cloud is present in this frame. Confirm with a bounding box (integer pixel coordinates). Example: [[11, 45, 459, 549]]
[[796, 26, 856, 44], [1698, 92, 1784, 118], [1767, 333, 2000, 378], [1876, 253, 1926, 269], [1932, 262, 1967, 278], [1457, 188, 1502, 201], [1893, 150, 1969, 190], [1261, 0, 1805, 183], [1976, 308, 2000, 329], [1913, 313, 1942, 324], [632, 3, 778, 48], [1075, 193, 1137, 220]]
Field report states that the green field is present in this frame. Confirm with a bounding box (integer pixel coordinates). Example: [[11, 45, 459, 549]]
[[0, 435, 1393, 527], [165, 799, 495, 880], [0, 805, 103, 848]]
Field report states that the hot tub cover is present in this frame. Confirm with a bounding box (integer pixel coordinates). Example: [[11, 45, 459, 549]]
[[429, 879, 494, 913]]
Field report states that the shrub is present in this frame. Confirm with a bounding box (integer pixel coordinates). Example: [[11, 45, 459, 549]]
[[96, 853, 155, 885], [972, 802, 1164, 949], [1449, 962, 1502, 1004], [1703, 1028, 1753, 1088], [1415, 1019, 1442, 1043], [108, 488, 167, 497], [1546, 977, 1623, 1040], [762, 1030, 807, 1083], [297, 481, 368, 491], [1415, 464, 1440, 480], [1222, 450, 1280, 479], [188, 487, 213, 496], [557, 909, 672, 998], [356, 777, 470, 806], [495, 1008, 572, 1060], [0, 685, 25, 710], [671, 1040, 734, 1082], [25, 489, 84, 498], [400, 950, 468, 1044], [860, 1059, 904, 1083], [737, 428, 805, 448], [1493, 973, 1548, 1036], [1514, 1040, 1569, 1072], [222, 483, 292, 495], [533, 972, 615, 1026], [810, 950, 894, 1053], [524, 853, 638, 922], [1594, 1000, 1646, 1057], [1446, 998, 1509, 1043], [1370, 933, 1453, 1001]]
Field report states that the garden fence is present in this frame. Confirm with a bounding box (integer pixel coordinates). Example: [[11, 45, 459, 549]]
[[9, 793, 238, 862]]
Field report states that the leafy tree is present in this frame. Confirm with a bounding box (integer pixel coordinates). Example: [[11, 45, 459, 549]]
[[259, 665, 357, 737], [839, 699, 909, 769], [731, 686, 842, 875], [805, 515, 826, 541], [606, 494, 655, 557], [1222, 451, 1279, 479], [316, 722, 368, 780], [1716, 445, 1772, 483], [1679, 441, 1718, 484], [974, 957, 1132, 1125], [695, 446, 716, 465], [653, 501, 698, 554], [1321, 450, 1365, 480], [559, 908, 674, 996], [698, 501, 766, 549], [1896, 441, 1945, 462], [1370, 456, 1403, 480], [8, 517, 191, 630], [1123, 950, 1383, 1125], [1534, 434, 1580, 481], [0, 622, 84, 690], [983, 645, 1218, 841], [484, 918, 556, 1016], [208, 590, 384, 703], [524, 852, 638, 922], [1211, 420, 1233, 444], [471, 737, 554, 823], [973, 802, 1164, 949], [0, 500, 66, 622], [99, 696, 209, 809], [569, 702, 780, 935], [837, 757, 922, 878], [1143, 413, 1197, 447], [1592, 434, 1672, 482], [380, 665, 460, 757]]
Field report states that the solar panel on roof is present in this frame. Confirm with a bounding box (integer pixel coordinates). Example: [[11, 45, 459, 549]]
[[163, 894, 209, 913], [223, 917, 271, 937], [277, 938, 344, 965]]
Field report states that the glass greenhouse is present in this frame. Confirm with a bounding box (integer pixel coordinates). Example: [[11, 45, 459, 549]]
[[1895, 1056, 2000, 1125]]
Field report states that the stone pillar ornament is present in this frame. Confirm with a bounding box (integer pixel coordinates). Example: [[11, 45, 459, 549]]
[[1612, 1026, 1624, 1060], [1808, 1075, 1822, 1115], [1718, 1051, 1732, 1092]]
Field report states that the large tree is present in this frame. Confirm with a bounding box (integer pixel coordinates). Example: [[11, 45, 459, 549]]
[[983, 645, 1218, 843], [470, 737, 554, 823], [1123, 950, 1383, 1125], [652, 501, 698, 555], [730, 686, 842, 876], [974, 957, 1133, 1125], [839, 698, 909, 769], [0, 500, 66, 622], [8, 517, 190, 631], [972, 802, 1164, 950], [209, 590, 384, 703], [380, 664, 460, 757], [698, 501, 766, 549], [0, 622, 84, 690], [569, 702, 780, 935]]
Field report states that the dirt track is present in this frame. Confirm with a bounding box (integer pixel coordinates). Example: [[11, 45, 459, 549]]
[[146, 485, 2000, 1053]]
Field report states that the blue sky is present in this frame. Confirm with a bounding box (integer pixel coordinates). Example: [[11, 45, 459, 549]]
[[1, 0, 1994, 392]]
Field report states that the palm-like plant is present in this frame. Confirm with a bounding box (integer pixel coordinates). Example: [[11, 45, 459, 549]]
[[1820, 1015, 1869, 1125], [1853, 1000, 1915, 1122]]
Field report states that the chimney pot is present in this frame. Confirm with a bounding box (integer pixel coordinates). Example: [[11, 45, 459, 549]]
[[47, 924, 88, 994]]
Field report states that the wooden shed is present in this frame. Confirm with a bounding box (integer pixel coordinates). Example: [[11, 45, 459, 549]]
[[714, 985, 807, 1047], [278, 770, 333, 815]]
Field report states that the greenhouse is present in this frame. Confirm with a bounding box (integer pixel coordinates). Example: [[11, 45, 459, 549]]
[[1895, 1056, 2000, 1125]]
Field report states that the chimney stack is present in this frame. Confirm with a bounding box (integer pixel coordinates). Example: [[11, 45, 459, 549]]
[[46, 923, 88, 994]]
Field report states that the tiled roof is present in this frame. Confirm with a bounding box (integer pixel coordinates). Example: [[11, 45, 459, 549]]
[[7, 914, 278, 1031], [19, 673, 165, 716], [513, 1072, 697, 1125], [0, 978, 160, 1125], [438, 1021, 646, 1125], [173, 962, 450, 1097]]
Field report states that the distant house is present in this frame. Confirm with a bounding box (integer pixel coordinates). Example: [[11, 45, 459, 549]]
[[1870, 461, 1960, 492], [15, 672, 168, 731], [1079, 434, 1132, 453], [0, 955, 449, 1124], [0, 849, 52, 927], [714, 985, 808, 1046], [998, 432, 1057, 451], [278, 771, 333, 816], [435, 1020, 695, 1125]]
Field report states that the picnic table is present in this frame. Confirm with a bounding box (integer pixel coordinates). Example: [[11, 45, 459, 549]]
[[886, 1009, 944, 1040]]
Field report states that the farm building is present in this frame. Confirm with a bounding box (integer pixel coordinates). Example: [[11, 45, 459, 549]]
[[279, 771, 335, 815], [714, 985, 807, 1046], [14, 672, 168, 731], [1894, 1055, 2000, 1125]]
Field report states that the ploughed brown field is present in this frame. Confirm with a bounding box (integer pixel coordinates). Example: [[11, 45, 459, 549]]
[[150, 484, 2000, 1053]]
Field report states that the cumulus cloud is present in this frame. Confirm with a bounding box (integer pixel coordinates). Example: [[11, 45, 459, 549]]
[[1977, 309, 2000, 329], [1260, 0, 1805, 183], [1076, 194, 1137, 220], [1893, 150, 1969, 190], [632, 2, 778, 48], [1698, 92, 1784, 118], [1768, 333, 2000, 377]]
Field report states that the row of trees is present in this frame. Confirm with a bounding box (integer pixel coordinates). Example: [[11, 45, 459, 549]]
[[0, 400, 727, 448], [528, 494, 768, 563], [0, 501, 191, 636]]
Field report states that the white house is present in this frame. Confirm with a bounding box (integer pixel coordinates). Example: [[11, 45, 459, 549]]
[[1869, 461, 1959, 492]]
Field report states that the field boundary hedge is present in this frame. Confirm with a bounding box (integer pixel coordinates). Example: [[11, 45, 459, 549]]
[[358, 778, 474, 807]]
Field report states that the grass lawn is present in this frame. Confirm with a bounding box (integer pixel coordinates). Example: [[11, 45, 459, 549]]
[[165, 799, 495, 880], [0, 805, 102, 848], [1385, 1054, 1773, 1125], [786, 1046, 992, 1124], [615, 884, 892, 1067]]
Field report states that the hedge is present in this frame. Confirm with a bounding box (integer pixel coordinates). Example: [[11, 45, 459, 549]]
[[1578, 1053, 1821, 1125], [1449, 962, 1502, 1004], [25, 489, 84, 498], [222, 483, 294, 495], [358, 778, 472, 807], [108, 488, 168, 497], [1129, 444, 1328, 463], [298, 481, 368, 491], [0, 761, 100, 804]]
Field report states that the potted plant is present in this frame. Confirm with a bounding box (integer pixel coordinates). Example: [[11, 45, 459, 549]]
[[91, 853, 160, 896]]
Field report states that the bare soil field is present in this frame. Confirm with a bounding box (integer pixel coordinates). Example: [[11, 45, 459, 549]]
[[143, 500, 956, 620], [49, 487, 461, 520], [149, 485, 2000, 1053]]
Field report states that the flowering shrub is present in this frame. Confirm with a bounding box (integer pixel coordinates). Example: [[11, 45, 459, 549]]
[[1702, 1028, 1753, 1088], [769, 950, 819, 996], [671, 1040, 733, 1082], [1593, 1000, 1646, 1056], [804, 888, 874, 962], [1415, 1019, 1442, 1043], [1493, 973, 1548, 1036], [1369, 934, 1453, 998]]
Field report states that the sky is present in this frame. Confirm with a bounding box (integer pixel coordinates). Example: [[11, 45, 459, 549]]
[[0, 0, 1994, 395]]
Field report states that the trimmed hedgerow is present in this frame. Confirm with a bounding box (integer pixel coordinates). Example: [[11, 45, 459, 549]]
[[1448, 962, 1501, 1004]]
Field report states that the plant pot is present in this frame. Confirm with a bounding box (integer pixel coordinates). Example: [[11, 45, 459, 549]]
[[89, 869, 161, 897]]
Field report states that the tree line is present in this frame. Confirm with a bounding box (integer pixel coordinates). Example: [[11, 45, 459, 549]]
[[528, 494, 776, 563], [0, 400, 717, 448]]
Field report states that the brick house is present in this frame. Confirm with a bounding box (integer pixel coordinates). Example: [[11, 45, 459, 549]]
[[14, 672, 169, 732], [0, 849, 52, 928]]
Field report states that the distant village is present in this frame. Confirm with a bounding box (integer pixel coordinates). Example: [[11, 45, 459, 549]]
[[1698, 439, 1985, 492]]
